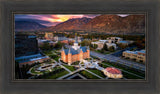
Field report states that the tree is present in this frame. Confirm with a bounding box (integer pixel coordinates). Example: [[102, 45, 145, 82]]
[[118, 43, 128, 49], [69, 42, 73, 45], [54, 42, 64, 49], [80, 40, 91, 46], [39, 42, 52, 50], [93, 44, 98, 49], [49, 54, 58, 59], [90, 44, 98, 49], [108, 46, 115, 52], [103, 43, 108, 51]]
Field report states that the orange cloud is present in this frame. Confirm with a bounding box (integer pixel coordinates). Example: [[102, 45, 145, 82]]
[[41, 15, 84, 22]]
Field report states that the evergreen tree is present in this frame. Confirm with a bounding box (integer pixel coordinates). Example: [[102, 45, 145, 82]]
[[108, 46, 115, 52], [103, 43, 108, 51]]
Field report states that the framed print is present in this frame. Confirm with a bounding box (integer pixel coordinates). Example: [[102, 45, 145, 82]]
[[0, 0, 160, 94], [14, 13, 146, 81]]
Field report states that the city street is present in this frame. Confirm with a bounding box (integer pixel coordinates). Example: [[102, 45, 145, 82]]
[[90, 51, 145, 71]]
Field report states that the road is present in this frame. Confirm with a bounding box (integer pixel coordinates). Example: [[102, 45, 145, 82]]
[[90, 51, 145, 71]]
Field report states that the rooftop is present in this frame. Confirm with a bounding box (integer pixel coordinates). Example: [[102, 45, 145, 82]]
[[105, 67, 122, 74], [63, 46, 88, 55], [15, 53, 49, 63], [118, 41, 129, 44], [124, 50, 145, 55]]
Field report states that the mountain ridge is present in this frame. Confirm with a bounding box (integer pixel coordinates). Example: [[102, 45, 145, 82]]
[[15, 20, 47, 31], [41, 15, 145, 34]]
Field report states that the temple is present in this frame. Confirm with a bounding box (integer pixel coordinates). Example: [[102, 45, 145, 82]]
[[61, 35, 90, 65]]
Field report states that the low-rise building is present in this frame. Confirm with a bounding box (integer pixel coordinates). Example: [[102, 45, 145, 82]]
[[107, 37, 123, 43], [103, 67, 123, 79], [54, 36, 68, 41], [44, 32, 54, 40], [122, 50, 145, 63], [91, 41, 104, 50], [106, 43, 117, 49], [60, 40, 69, 44], [117, 40, 134, 45], [15, 53, 50, 67], [91, 40, 117, 50], [38, 39, 57, 46]]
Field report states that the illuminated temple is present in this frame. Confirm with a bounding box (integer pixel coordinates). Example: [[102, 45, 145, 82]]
[[61, 36, 90, 65]]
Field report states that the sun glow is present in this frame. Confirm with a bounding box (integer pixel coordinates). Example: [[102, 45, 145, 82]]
[[44, 15, 85, 22]]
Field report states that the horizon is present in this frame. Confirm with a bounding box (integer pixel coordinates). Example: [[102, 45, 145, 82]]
[[15, 14, 129, 27]]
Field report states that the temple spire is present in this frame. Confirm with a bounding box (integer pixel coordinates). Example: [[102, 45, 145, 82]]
[[87, 46, 90, 50], [68, 47, 71, 54], [62, 46, 64, 51], [75, 33, 78, 43]]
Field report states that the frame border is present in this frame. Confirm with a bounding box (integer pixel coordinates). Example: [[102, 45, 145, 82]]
[[12, 12, 148, 83], [0, 0, 159, 94]]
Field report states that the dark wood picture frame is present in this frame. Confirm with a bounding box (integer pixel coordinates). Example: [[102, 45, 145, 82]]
[[0, 0, 160, 94]]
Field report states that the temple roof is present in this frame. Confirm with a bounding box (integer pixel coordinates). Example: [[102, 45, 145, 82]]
[[63, 46, 88, 55]]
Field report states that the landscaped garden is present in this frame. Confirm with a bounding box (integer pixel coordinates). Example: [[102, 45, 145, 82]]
[[29, 61, 56, 75], [87, 68, 106, 78], [71, 61, 80, 65], [79, 70, 100, 79], [63, 65, 76, 72], [34, 67, 69, 79]]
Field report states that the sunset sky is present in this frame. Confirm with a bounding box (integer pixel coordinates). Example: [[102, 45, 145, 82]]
[[15, 14, 129, 27]]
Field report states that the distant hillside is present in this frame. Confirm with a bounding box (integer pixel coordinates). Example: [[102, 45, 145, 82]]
[[42, 17, 91, 31], [42, 15, 145, 34], [84, 15, 145, 34], [15, 21, 47, 31]]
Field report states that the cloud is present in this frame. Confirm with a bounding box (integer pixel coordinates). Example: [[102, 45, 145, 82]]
[[16, 14, 131, 26], [15, 14, 99, 26]]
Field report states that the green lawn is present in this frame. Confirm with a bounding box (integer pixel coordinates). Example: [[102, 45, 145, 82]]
[[71, 61, 80, 65], [30, 68, 36, 73], [30, 67, 42, 75], [54, 56, 60, 62], [63, 65, 76, 72], [35, 67, 69, 79], [43, 50, 53, 55], [30, 64, 60, 75], [98, 63, 110, 68], [79, 70, 100, 79], [123, 72, 142, 79], [45, 70, 69, 79], [87, 69, 106, 78]]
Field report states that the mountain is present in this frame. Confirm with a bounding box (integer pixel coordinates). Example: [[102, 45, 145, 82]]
[[42, 17, 91, 31], [84, 15, 145, 34], [15, 21, 47, 31], [41, 15, 145, 34]]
